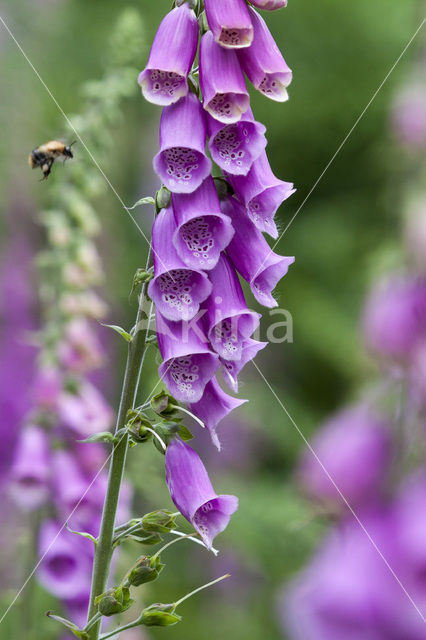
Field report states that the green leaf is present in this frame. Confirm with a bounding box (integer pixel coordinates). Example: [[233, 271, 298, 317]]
[[46, 611, 89, 639], [177, 425, 194, 441], [101, 323, 133, 342], [77, 431, 116, 444], [127, 196, 155, 210], [66, 523, 97, 546]]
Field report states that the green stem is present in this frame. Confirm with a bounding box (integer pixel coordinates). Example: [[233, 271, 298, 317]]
[[173, 573, 230, 607], [150, 533, 193, 562], [86, 276, 152, 640], [99, 618, 141, 640]]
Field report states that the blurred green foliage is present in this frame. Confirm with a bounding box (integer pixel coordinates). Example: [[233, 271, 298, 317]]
[[0, 0, 422, 638]]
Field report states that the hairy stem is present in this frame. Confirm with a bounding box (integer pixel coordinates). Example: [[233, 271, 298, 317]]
[[86, 277, 152, 639]]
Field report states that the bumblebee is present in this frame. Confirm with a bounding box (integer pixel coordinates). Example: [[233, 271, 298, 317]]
[[29, 140, 75, 180]]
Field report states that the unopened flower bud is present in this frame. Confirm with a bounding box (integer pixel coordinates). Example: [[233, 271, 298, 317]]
[[126, 410, 153, 443], [95, 586, 133, 617], [151, 392, 178, 417], [141, 603, 181, 627], [155, 186, 172, 211], [127, 555, 164, 587], [141, 510, 177, 533], [133, 269, 154, 290]]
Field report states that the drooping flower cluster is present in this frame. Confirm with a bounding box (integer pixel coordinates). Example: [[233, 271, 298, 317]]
[[139, 0, 295, 545]]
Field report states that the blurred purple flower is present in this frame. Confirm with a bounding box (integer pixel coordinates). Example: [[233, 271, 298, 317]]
[[138, 4, 198, 106], [64, 591, 91, 629], [204, 0, 253, 50], [153, 93, 212, 194], [280, 510, 401, 640], [52, 450, 104, 537], [392, 81, 426, 149], [199, 30, 250, 124], [38, 520, 92, 600], [58, 381, 114, 438], [404, 197, 426, 276], [165, 438, 238, 548], [57, 317, 105, 374], [297, 406, 391, 508], [9, 425, 51, 510], [148, 208, 212, 321], [32, 366, 62, 410], [0, 237, 36, 480], [362, 275, 426, 364]]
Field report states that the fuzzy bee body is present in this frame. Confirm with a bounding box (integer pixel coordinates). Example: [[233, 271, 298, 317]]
[[29, 140, 75, 180]]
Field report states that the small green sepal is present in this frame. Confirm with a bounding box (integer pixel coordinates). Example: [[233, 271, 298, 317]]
[[100, 323, 133, 343], [126, 555, 164, 587], [141, 510, 178, 533], [155, 186, 171, 211], [65, 522, 97, 546], [95, 586, 134, 617], [141, 603, 181, 627], [77, 431, 116, 445], [127, 196, 155, 210], [46, 611, 89, 639], [125, 410, 153, 444], [150, 392, 178, 417]]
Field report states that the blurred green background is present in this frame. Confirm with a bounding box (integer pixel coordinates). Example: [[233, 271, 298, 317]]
[[0, 0, 423, 638]]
